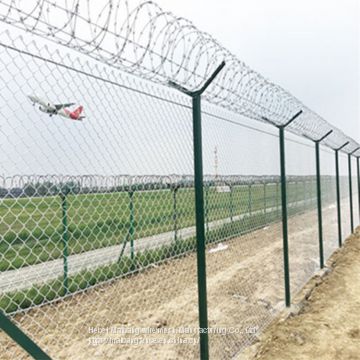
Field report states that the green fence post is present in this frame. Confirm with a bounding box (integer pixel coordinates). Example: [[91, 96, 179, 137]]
[[172, 184, 180, 242], [192, 92, 209, 359], [349, 148, 360, 233], [279, 127, 291, 306], [311, 130, 333, 269], [262, 110, 302, 307], [0, 311, 52, 360], [334, 142, 349, 247], [128, 189, 135, 268], [335, 150, 342, 246], [60, 188, 69, 295], [302, 130, 333, 269], [315, 143, 324, 267], [169, 61, 225, 360]]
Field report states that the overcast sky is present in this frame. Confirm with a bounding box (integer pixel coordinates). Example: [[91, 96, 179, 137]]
[[156, 0, 360, 142], [0, 0, 358, 177]]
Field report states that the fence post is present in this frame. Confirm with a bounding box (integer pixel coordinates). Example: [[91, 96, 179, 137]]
[[60, 187, 70, 294], [169, 61, 225, 360], [349, 148, 360, 233], [334, 141, 349, 247], [335, 150, 342, 246], [172, 184, 180, 242], [279, 127, 291, 306], [128, 189, 135, 268], [0, 312, 52, 360], [311, 130, 333, 269], [262, 109, 302, 307], [315, 143, 324, 268]]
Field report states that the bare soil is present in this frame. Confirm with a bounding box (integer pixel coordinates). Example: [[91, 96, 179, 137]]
[[240, 227, 360, 360], [0, 203, 344, 359]]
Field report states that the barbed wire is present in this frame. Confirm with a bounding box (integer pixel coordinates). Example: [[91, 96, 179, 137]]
[[0, 0, 358, 155], [0, 174, 336, 197]]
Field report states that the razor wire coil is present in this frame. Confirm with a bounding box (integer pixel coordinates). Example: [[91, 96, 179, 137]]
[[0, 0, 358, 155]]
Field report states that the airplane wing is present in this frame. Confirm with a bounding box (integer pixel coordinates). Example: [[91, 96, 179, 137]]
[[54, 103, 75, 110]]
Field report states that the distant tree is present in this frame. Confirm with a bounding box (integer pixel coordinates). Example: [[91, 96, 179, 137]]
[[9, 187, 23, 198], [23, 183, 36, 197], [0, 187, 7, 198], [59, 181, 81, 195]]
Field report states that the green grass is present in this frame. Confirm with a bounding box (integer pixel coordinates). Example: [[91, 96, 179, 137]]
[[0, 208, 282, 314], [0, 179, 338, 271], [0, 177, 340, 315]]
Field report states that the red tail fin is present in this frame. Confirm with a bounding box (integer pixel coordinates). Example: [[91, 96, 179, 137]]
[[73, 106, 83, 116], [69, 105, 84, 120]]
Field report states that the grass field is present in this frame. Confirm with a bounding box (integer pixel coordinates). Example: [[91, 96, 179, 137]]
[[0, 179, 335, 272], [0, 200, 345, 358], [0, 178, 341, 314]]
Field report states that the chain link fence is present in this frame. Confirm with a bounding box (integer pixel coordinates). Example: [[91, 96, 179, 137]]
[[320, 149, 339, 262], [352, 157, 359, 226], [339, 154, 351, 241], [0, 1, 359, 359]]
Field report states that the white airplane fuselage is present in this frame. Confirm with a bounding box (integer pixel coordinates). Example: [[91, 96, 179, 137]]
[[28, 95, 66, 117], [28, 95, 84, 121]]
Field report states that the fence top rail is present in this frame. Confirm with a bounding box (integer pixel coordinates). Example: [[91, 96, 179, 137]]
[[0, 0, 358, 154]]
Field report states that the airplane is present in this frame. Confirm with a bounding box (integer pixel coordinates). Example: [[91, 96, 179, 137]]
[[28, 95, 85, 121]]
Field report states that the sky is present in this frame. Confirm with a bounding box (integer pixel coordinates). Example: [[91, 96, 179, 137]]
[[156, 0, 360, 141], [0, 0, 358, 178]]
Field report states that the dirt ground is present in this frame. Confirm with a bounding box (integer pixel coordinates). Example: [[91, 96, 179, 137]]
[[0, 202, 347, 359], [240, 227, 360, 360]]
